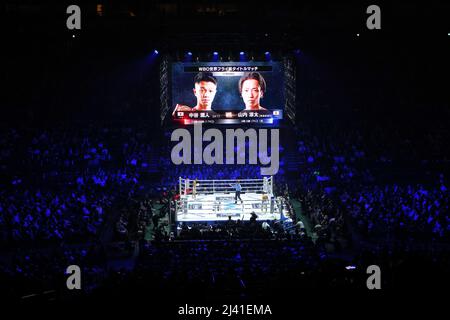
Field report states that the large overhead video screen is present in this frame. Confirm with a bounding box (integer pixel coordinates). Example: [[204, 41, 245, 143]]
[[171, 62, 284, 125]]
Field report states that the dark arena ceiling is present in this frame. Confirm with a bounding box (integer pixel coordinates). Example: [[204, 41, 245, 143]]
[[2, 1, 449, 53]]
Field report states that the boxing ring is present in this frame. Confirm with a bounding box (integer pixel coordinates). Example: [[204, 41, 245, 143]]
[[173, 177, 286, 222]]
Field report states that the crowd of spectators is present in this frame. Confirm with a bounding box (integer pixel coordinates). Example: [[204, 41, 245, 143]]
[[290, 116, 450, 243], [1, 113, 449, 301], [341, 182, 449, 241], [0, 243, 108, 300], [0, 125, 162, 246]]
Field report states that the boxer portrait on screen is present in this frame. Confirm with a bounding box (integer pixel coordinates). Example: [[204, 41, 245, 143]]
[[172, 72, 217, 115], [239, 72, 268, 111]]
